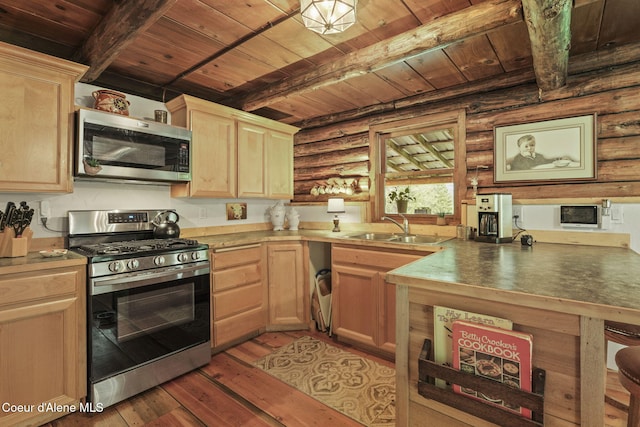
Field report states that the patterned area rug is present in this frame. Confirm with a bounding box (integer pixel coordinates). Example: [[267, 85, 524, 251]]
[[254, 336, 395, 426]]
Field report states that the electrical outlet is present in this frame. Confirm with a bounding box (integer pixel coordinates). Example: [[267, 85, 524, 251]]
[[512, 205, 524, 227], [40, 200, 51, 218]]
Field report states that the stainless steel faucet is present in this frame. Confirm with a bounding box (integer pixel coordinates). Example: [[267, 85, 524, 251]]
[[382, 214, 410, 235]]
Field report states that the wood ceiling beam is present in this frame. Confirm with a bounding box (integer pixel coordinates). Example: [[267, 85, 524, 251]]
[[387, 138, 425, 171], [296, 40, 640, 130], [240, 0, 523, 112], [521, 0, 572, 92], [412, 134, 453, 169], [74, 0, 178, 82]]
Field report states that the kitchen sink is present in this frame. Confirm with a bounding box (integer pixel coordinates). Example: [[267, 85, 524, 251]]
[[349, 233, 399, 241], [346, 233, 452, 245]]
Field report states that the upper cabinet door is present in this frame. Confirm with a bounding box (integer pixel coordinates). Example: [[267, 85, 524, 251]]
[[0, 43, 86, 193], [237, 121, 267, 198], [267, 130, 294, 199], [188, 110, 237, 198]]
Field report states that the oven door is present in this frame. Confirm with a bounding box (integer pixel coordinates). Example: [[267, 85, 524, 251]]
[[88, 262, 210, 384]]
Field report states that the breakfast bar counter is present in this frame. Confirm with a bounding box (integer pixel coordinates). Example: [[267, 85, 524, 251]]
[[385, 240, 640, 427]]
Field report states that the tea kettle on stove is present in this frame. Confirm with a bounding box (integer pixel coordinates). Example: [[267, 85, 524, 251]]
[[152, 210, 180, 239]]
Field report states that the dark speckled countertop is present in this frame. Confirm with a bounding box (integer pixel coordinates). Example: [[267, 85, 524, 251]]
[[386, 239, 640, 322]]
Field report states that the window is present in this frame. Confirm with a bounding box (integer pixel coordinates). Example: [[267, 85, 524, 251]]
[[369, 111, 466, 223]]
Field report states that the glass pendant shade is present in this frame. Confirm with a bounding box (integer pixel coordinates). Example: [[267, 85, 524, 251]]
[[300, 0, 357, 35]]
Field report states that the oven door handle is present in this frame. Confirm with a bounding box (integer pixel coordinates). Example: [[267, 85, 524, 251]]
[[90, 262, 210, 295]]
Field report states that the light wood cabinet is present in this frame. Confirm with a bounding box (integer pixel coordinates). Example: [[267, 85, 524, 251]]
[[332, 244, 424, 355], [167, 94, 297, 199], [267, 241, 308, 329], [167, 96, 237, 198], [211, 245, 267, 348], [0, 265, 86, 426], [0, 42, 87, 193]]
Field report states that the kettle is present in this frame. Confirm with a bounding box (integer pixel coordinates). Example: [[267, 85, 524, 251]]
[[152, 210, 180, 239]]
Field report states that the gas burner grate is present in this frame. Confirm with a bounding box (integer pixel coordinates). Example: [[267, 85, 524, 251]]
[[77, 238, 201, 256]]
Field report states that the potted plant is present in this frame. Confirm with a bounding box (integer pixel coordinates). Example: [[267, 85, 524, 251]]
[[388, 187, 415, 213], [83, 157, 102, 175], [437, 211, 447, 225]]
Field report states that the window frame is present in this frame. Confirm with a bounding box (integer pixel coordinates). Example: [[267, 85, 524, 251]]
[[368, 110, 467, 224]]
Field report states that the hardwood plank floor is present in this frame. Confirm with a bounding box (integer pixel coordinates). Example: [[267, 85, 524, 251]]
[[47, 330, 628, 427], [48, 331, 368, 427]]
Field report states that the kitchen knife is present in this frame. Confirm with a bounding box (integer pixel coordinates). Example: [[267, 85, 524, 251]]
[[0, 202, 14, 231]]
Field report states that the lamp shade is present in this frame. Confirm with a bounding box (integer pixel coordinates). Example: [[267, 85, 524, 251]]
[[300, 0, 357, 35], [327, 198, 345, 213]]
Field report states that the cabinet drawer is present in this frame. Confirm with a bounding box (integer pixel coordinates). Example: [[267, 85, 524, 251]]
[[213, 282, 263, 320], [332, 245, 423, 270], [214, 306, 265, 346], [212, 263, 261, 292], [0, 268, 81, 307], [212, 245, 261, 269]]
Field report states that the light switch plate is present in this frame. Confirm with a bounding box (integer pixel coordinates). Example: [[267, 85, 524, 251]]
[[611, 205, 623, 223]]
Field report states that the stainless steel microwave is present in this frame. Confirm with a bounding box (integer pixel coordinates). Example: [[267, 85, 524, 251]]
[[76, 108, 192, 183]]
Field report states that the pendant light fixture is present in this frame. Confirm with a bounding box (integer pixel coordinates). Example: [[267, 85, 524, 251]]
[[300, 0, 357, 35]]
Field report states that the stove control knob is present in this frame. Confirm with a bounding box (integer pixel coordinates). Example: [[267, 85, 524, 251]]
[[177, 253, 189, 263], [109, 261, 123, 273], [154, 256, 166, 266], [127, 259, 140, 270], [191, 251, 201, 260]]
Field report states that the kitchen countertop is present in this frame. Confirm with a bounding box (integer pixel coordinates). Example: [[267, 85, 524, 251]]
[[386, 238, 640, 323], [197, 229, 447, 254], [0, 250, 86, 275], [7, 229, 638, 322]]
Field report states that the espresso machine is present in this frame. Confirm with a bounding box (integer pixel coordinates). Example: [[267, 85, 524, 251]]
[[476, 193, 512, 243]]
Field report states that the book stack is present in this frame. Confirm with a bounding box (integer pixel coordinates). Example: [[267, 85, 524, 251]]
[[433, 306, 512, 388], [452, 320, 534, 418]]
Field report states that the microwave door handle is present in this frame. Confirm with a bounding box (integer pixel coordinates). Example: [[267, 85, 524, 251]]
[[90, 263, 210, 295]]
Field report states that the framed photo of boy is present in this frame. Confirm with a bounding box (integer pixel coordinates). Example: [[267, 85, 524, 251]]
[[494, 114, 597, 183]]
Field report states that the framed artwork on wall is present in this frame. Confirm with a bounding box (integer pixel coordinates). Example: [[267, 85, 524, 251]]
[[493, 114, 597, 183]]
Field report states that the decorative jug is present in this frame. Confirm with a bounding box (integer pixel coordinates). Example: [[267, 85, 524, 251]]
[[92, 89, 130, 116], [286, 207, 300, 231], [269, 201, 286, 231]]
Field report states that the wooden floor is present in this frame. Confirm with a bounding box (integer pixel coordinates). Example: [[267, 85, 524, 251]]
[[47, 330, 629, 427]]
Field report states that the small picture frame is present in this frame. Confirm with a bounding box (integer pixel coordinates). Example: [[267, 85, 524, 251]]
[[226, 203, 247, 220], [494, 114, 597, 183]]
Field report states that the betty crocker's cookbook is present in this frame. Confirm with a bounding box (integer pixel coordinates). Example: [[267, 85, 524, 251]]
[[452, 320, 533, 419]]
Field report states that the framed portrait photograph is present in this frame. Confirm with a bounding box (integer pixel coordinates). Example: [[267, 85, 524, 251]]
[[494, 114, 597, 183]]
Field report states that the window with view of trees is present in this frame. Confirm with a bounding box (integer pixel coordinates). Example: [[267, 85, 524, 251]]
[[370, 111, 466, 224]]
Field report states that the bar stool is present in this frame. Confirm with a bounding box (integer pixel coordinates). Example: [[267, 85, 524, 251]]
[[606, 321, 640, 410], [615, 346, 640, 427]]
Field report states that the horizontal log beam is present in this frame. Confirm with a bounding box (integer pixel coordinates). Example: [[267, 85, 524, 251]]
[[75, 0, 177, 82], [241, 0, 523, 112]]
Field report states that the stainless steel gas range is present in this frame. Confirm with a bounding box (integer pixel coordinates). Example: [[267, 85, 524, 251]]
[[67, 210, 211, 408]]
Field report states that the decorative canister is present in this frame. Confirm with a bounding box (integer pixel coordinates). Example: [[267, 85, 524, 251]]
[[92, 89, 130, 115], [269, 201, 286, 231], [286, 207, 300, 231]]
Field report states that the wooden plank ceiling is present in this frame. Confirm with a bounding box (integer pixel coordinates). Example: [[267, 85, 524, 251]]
[[1, 0, 639, 129]]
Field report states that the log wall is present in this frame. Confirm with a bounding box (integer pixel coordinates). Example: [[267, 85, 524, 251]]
[[293, 57, 640, 204]]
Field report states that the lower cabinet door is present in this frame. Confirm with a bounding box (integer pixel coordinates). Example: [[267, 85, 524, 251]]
[[332, 264, 379, 348]]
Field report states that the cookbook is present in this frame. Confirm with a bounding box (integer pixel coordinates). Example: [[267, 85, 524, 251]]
[[452, 320, 533, 418], [433, 306, 512, 388]]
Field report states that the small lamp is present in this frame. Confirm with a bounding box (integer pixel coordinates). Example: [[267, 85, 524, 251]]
[[327, 198, 345, 232]]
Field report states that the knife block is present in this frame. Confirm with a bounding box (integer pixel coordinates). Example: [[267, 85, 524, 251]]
[[0, 227, 33, 257]]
